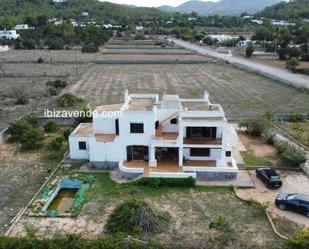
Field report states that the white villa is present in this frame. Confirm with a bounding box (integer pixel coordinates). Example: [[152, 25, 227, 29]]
[[69, 90, 239, 180], [0, 30, 20, 40]]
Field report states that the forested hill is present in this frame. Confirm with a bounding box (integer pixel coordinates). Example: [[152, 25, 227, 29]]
[[256, 0, 309, 19], [0, 0, 170, 26]]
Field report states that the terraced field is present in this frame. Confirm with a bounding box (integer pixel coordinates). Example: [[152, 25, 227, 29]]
[[67, 63, 309, 117]]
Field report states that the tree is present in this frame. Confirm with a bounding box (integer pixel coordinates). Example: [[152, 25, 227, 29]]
[[20, 128, 44, 150], [238, 118, 270, 137], [47, 136, 64, 152], [44, 120, 59, 133], [245, 44, 254, 58], [7, 120, 31, 142], [286, 57, 300, 73]]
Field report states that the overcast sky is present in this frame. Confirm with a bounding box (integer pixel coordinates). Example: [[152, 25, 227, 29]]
[[100, 0, 220, 7]]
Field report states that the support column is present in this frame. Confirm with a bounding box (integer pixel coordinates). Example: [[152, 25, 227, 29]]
[[178, 147, 183, 167], [149, 146, 157, 167]]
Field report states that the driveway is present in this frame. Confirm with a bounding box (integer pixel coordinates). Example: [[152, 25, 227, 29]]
[[236, 170, 309, 228], [172, 39, 309, 89]]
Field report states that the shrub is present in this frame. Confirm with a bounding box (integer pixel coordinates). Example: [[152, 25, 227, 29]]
[[44, 120, 59, 133], [286, 57, 300, 73], [301, 52, 309, 62], [62, 127, 74, 139], [47, 136, 64, 151], [48, 38, 65, 50], [48, 86, 59, 96], [20, 128, 44, 150], [106, 200, 159, 235], [82, 43, 99, 53], [7, 120, 31, 142], [106, 199, 141, 234], [209, 215, 232, 233], [134, 32, 145, 40], [285, 228, 309, 249], [135, 177, 196, 188], [57, 93, 84, 107], [37, 57, 44, 63], [274, 141, 306, 167], [22, 115, 38, 127], [47, 79, 67, 89], [245, 44, 254, 58], [15, 94, 29, 105], [288, 47, 301, 59], [263, 131, 276, 145], [238, 118, 270, 137]]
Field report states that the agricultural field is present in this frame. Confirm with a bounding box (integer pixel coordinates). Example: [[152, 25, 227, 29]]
[[66, 63, 309, 117]]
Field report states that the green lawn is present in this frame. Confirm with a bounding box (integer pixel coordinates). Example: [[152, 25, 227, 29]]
[[243, 152, 273, 167]]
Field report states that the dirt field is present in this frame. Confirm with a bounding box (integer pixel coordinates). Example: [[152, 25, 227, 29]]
[[66, 63, 309, 117], [239, 131, 282, 167], [0, 142, 60, 234], [9, 173, 283, 248]]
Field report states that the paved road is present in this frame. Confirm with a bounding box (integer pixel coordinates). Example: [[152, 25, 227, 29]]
[[173, 39, 309, 89]]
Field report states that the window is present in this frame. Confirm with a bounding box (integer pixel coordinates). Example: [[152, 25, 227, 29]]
[[190, 148, 210, 157], [130, 123, 144, 133], [226, 151, 231, 157], [170, 118, 177, 125], [79, 141, 87, 150]]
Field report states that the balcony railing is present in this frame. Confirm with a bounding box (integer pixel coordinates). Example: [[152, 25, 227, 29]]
[[183, 137, 222, 145]]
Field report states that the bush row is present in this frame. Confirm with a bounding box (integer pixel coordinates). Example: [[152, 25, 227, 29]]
[[135, 177, 196, 188]]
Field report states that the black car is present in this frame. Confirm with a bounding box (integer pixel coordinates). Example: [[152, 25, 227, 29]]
[[275, 193, 309, 218], [256, 168, 282, 189]]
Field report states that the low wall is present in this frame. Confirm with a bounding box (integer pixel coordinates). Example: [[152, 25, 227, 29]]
[[91, 161, 119, 169], [197, 171, 237, 180]]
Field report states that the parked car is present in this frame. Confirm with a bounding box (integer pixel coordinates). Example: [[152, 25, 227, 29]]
[[256, 168, 282, 189], [275, 193, 309, 218]]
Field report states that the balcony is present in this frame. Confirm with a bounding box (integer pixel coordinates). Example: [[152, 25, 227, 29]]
[[155, 124, 179, 141], [183, 138, 222, 145]]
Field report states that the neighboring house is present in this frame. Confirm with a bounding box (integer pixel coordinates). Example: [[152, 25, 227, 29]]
[[15, 24, 30, 30], [237, 40, 252, 48], [0, 30, 20, 40], [69, 90, 238, 180], [136, 26, 144, 32], [209, 35, 236, 42]]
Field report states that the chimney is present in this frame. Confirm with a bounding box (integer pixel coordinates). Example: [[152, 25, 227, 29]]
[[124, 89, 129, 103], [204, 90, 210, 103]]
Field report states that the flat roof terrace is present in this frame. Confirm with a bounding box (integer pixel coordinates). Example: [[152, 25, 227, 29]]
[[181, 102, 221, 111], [128, 98, 155, 111], [72, 123, 93, 136]]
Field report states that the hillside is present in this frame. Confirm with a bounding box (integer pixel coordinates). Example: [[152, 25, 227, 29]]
[[0, 0, 169, 25], [256, 0, 309, 19], [159, 0, 283, 16]]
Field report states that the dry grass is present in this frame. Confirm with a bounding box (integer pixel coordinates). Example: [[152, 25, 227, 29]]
[[66, 63, 309, 117]]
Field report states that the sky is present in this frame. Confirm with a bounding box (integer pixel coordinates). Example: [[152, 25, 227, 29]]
[[100, 0, 220, 8]]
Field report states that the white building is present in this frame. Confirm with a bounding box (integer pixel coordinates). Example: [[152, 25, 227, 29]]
[[237, 40, 252, 48], [209, 35, 236, 42], [69, 90, 238, 180], [0, 30, 20, 40], [135, 26, 144, 32], [15, 24, 30, 30]]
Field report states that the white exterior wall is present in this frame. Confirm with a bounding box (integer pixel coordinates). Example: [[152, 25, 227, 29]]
[[119, 111, 155, 146], [69, 136, 90, 159], [89, 137, 122, 162], [93, 116, 116, 134]]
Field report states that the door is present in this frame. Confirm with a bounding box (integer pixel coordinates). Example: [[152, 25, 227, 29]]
[[127, 146, 149, 161], [115, 119, 119, 135]]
